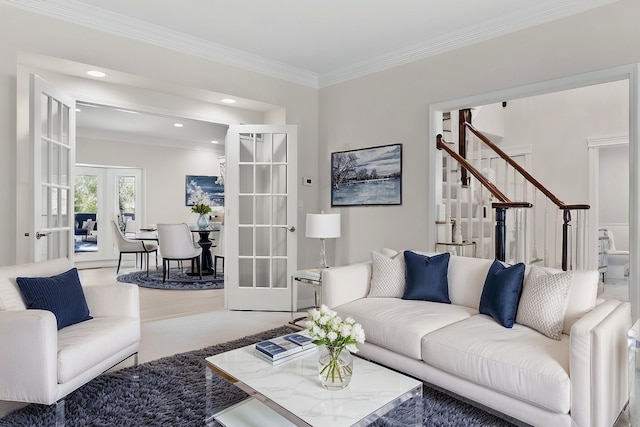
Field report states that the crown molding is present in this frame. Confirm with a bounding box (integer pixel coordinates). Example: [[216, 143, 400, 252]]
[[3, 0, 620, 89], [2, 0, 319, 88], [319, 0, 621, 87]]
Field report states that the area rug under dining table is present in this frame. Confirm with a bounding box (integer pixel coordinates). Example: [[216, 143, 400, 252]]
[[117, 267, 224, 290], [0, 326, 522, 427]]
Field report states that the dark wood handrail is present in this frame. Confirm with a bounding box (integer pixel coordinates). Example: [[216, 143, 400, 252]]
[[463, 122, 589, 211], [492, 202, 533, 209], [437, 134, 511, 203]]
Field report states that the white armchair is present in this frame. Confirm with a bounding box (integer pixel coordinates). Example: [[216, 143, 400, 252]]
[[0, 258, 140, 423]]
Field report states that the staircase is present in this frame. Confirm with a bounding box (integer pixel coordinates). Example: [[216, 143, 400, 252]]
[[436, 110, 589, 271]]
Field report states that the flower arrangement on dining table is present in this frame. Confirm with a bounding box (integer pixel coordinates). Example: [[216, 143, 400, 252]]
[[187, 182, 213, 215], [306, 305, 366, 386]]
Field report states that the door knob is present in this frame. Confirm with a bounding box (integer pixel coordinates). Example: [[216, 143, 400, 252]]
[[35, 231, 51, 240], [280, 225, 296, 232]]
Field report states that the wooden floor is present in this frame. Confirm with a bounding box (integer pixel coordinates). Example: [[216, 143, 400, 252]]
[[78, 266, 224, 322]]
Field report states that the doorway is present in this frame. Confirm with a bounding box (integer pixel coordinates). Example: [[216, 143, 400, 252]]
[[73, 165, 144, 267], [429, 66, 638, 318]]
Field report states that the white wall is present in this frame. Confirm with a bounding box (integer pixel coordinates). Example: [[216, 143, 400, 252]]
[[0, 5, 319, 267], [503, 80, 629, 207], [319, 0, 640, 265]]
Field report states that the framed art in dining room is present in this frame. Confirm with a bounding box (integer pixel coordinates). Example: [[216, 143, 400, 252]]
[[185, 175, 224, 207], [331, 143, 402, 207]]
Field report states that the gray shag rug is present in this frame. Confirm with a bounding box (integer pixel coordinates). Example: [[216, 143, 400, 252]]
[[117, 267, 224, 290], [0, 326, 521, 427]]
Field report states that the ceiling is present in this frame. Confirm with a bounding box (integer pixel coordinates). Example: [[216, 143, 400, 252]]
[[8, 0, 619, 88], [75, 102, 229, 151]]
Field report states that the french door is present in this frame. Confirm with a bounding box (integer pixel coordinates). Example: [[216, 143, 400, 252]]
[[226, 125, 298, 310], [30, 75, 76, 262]]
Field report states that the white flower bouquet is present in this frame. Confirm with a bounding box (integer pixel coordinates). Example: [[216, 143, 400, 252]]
[[306, 305, 365, 388]]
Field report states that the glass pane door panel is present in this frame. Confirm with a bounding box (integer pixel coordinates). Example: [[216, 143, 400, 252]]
[[272, 259, 287, 288], [273, 134, 287, 163], [51, 188, 59, 227], [273, 196, 287, 225], [74, 174, 98, 254], [273, 228, 287, 256], [41, 140, 48, 182], [240, 134, 255, 162], [61, 146, 69, 187], [51, 100, 60, 138], [62, 106, 69, 146], [239, 258, 253, 288], [41, 188, 48, 229], [52, 143, 60, 185], [118, 176, 136, 223], [256, 133, 272, 163], [239, 165, 254, 193], [256, 227, 270, 257], [255, 196, 270, 225], [256, 259, 270, 287], [239, 227, 253, 256], [273, 165, 287, 194], [239, 196, 254, 224], [255, 165, 271, 194]]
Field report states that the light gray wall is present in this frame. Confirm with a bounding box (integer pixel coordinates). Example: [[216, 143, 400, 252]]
[[0, 5, 318, 267], [319, 0, 640, 265]]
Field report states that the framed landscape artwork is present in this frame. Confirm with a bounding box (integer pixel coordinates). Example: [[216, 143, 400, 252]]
[[185, 175, 224, 207], [331, 144, 402, 207]]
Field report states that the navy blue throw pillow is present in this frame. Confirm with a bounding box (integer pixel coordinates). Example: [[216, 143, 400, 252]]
[[479, 260, 525, 328], [402, 251, 451, 303], [17, 268, 92, 330]]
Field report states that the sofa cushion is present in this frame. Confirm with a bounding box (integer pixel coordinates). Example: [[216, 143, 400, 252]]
[[526, 266, 598, 335], [57, 317, 140, 383], [517, 266, 573, 340], [367, 250, 405, 298], [0, 258, 73, 311], [446, 255, 494, 310], [402, 251, 450, 303], [17, 268, 92, 330], [335, 297, 476, 359], [422, 315, 571, 414], [479, 260, 525, 328]]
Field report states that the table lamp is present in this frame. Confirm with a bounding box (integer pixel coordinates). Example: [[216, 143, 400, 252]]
[[305, 212, 341, 269]]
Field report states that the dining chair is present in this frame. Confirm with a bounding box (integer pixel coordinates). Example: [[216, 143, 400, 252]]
[[111, 221, 158, 276], [157, 223, 203, 283], [211, 225, 225, 277]]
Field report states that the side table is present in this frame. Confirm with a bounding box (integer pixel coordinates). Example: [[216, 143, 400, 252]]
[[290, 269, 322, 327], [435, 241, 477, 257]]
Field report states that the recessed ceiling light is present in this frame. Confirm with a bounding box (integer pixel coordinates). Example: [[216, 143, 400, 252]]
[[210, 140, 219, 144], [75, 108, 81, 112], [174, 123, 183, 128], [86, 70, 107, 78], [221, 98, 236, 104]]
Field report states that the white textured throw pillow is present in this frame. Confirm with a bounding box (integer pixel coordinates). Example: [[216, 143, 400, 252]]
[[368, 250, 405, 298], [516, 266, 573, 340]]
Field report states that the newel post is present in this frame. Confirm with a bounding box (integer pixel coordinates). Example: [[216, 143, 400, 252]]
[[562, 209, 571, 271], [495, 207, 507, 262]]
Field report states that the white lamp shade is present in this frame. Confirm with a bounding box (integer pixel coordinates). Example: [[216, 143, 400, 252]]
[[305, 213, 341, 239]]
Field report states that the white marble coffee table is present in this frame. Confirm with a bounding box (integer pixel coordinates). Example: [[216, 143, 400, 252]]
[[205, 344, 423, 426]]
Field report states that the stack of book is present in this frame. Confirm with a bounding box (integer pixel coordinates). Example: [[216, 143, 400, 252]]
[[254, 333, 317, 365]]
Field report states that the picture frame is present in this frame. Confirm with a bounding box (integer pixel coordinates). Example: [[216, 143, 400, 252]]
[[185, 175, 224, 207], [331, 143, 402, 207]]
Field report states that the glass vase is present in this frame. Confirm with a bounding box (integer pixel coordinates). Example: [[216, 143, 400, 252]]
[[318, 345, 353, 390], [197, 214, 210, 229]]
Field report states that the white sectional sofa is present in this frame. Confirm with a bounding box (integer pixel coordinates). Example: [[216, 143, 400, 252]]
[[322, 251, 631, 427], [0, 258, 140, 409]]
